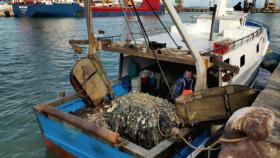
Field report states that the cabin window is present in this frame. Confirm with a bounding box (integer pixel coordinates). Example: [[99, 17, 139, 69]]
[[257, 43, 259, 53], [224, 58, 230, 64], [240, 55, 245, 67]]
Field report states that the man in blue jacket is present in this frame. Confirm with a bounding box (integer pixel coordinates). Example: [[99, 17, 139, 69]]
[[174, 69, 195, 98]]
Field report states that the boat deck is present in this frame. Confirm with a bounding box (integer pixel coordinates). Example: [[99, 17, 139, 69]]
[[137, 24, 260, 53]]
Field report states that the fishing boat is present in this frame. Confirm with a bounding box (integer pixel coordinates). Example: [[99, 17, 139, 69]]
[[12, 0, 163, 17], [33, 0, 269, 157], [137, 1, 271, 87]]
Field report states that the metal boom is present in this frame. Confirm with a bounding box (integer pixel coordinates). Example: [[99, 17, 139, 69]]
[[161, 0, 207, 91]]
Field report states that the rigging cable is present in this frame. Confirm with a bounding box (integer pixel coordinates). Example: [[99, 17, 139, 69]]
[[131, 0, 173, 97], [145, 0, 180, 49]]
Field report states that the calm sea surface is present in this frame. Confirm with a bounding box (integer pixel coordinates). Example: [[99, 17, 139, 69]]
[[0, 13, 279, 158]]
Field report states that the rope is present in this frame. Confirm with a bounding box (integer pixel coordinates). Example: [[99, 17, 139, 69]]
[[219, 136, 248, 143], [145, 0, 180, 49], [171, 128, 221, 153], [131, 0, 174, 97], [89, 55, 114, 97], [150, 103, 173, 137]]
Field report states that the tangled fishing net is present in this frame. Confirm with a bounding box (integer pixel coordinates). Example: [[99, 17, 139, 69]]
[[99, 92, 184, 149]]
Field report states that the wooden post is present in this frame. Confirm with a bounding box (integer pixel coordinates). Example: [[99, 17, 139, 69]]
[[85, 0, 96, 58], [84, 0, 114, 99]]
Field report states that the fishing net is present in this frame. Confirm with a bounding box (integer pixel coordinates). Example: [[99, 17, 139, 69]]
[[87, 92, 184, 149]]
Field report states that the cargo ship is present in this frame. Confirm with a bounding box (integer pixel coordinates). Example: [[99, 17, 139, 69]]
[[89, 0, 164, 17], [12, 0, 163, 17], [12, 1, 85, 17]]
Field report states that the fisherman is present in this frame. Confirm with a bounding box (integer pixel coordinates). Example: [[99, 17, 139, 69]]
[[173, 69, 195, 99]]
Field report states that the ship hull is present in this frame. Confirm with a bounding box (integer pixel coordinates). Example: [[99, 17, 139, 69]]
[[33, 85, 210, 158], [91, 5, 164, 17], [12, 1, 164, 17], [91, 10, 163, 17], [12, 3, 84, 17]]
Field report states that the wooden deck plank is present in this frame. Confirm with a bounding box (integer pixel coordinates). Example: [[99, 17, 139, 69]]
[[102, 45, 211, 67]]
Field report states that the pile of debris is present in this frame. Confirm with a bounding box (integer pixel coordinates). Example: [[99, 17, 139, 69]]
[[87, 92, 184, 149]]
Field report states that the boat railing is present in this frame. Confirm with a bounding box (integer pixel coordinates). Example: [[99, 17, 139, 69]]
[[246, 19, 271, 41], [207, 28, 264, 55], [246, 19, 270, 32]]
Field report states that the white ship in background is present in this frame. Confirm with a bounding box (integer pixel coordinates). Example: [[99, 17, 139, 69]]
[[142, 0, 270, 87]]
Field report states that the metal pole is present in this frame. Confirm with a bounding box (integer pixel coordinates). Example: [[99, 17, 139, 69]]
[[85, 0, 96, 57], [162, 0, 207, 91], [209, 5, 217, 41]]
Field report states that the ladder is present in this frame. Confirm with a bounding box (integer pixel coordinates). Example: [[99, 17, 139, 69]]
[[117, 0, 148, 46]]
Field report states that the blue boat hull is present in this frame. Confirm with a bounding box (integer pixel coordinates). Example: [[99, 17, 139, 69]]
[[34, 99, 133, 158], [33, 82, 210, 157], [12, 3, 85, 17]]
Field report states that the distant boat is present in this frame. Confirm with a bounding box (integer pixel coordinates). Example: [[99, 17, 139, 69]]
[[12, 2, 84, 17], [12, 0, 164, 17], [89, 0, 164, 17]]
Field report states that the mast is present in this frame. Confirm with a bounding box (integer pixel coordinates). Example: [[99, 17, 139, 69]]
[[161, 0, 207, 91], [85, 0, 96, 58], [209, 5, 217, 41], [84, 0, 114, 99]]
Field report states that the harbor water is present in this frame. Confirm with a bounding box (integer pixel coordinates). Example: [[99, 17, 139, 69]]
[[0, 13, 279, 158]]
